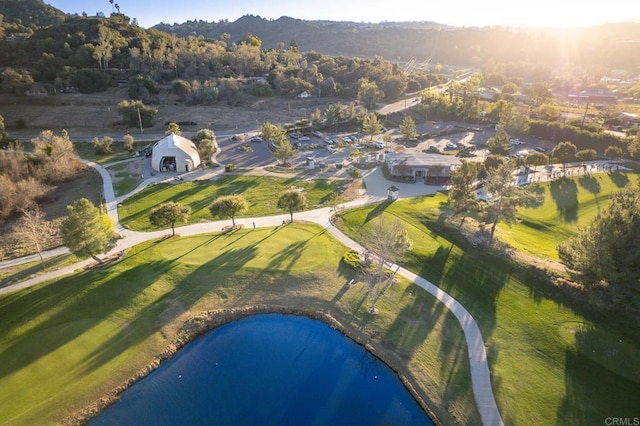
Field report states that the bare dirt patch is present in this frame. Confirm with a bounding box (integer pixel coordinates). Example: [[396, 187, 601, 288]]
[[2, 89, 342, 137]]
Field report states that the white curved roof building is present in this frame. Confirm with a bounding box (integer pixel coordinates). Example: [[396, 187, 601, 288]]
[[151, 133, 201, 173]]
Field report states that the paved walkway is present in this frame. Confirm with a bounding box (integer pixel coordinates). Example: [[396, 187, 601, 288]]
[[0, 161, 504, 425]]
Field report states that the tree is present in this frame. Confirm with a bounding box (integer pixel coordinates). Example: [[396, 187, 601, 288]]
[[273, 139, 296, 166], [209, 195, 248, 228], [558, 181, 640, 296], [362, 113, 381, 141], [576, 149, 597, 162], [0, 115, 11, 149], [628, 132, 640, 160], [487, 128, 512, 156], [449, 161, 480, 226], [550, 141, 577, 171], [12, 206, 53, 269], [31, 130, 80, 183], [399, 115, 417, 140], [60, 198, 117, 262], [192, 128, 217, 166], [483, 160, 538, 244], [117, 100, 158, 128], [277, 190, 307, 223], [525, 151, 549, 176], [149, 201, 191, 236], [357, 78, 384, 109], [360, 216, 411, 313], [165, 122, 181, 135], [122, 134, 135, 152], [604, 145, 624, 162]]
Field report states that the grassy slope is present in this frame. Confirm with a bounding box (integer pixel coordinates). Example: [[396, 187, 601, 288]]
[[0, 224, 479, 425], [336, 190, 640, 425], [497, 170, 637, 259], [118, 176, 345, 231]]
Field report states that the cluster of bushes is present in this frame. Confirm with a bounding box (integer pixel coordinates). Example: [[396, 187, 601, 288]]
[[0, 129, 81, 221], [529, 120, 625, 153]]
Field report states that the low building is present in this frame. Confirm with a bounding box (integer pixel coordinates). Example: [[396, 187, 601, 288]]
[[384, 153, 461, 185], [151, 133, 201, 173]]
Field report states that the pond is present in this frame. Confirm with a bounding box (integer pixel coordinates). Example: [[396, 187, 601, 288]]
[[90, 314, 434, 425]]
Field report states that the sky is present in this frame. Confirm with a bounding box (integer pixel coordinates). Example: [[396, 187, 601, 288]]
[[45, 0, 640, 29]]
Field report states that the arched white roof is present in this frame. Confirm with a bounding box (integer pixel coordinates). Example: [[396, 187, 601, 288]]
[[151, 133, 201, 172]]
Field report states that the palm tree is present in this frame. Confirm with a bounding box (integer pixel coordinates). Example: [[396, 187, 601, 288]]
[[109, 0, 114, 13]]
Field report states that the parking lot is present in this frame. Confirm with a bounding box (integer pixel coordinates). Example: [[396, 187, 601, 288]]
[[213, 122, 555, 172]]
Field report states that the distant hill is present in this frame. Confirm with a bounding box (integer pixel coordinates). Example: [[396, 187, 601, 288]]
[[0, 0, 66, 27], [151, 15, 640, 71], [152, 15, 449, 59]]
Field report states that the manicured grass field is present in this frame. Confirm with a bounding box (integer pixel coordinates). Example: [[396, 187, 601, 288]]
[[0, 224, 478, 425], [119, 175, 345, 231], [336, 192, 640, 425], [497, 170, 639, 259]]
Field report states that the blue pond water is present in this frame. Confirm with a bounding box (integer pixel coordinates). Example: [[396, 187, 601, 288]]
[[90, 314, 434, 426]]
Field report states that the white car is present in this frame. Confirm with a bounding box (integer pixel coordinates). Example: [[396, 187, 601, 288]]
[[312, 130, 322, 137], [373, 142, 384, 149], [326, 145, 337, 152], [299, 136, 311, 142]]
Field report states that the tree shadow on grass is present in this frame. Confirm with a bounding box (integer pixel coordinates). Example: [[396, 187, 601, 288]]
[[557, 324, 640, 425], [381, 284, 444, 358], [0, 260, 176, 381], [578, 174, 601, 196], [550, 177, 578, 223], [75, 244, 258, 376], [364, 201, 393, 223], [609, 171, 629, 188]]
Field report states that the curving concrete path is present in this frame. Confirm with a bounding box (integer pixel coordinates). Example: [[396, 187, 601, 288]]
[[0, 161, 504, 426]]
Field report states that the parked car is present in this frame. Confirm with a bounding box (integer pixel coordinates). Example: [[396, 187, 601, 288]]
[[326, 145, 337, 152], [299, 136, 311, 142], [312, 130, 322, 137], [373, 141, 384, 149], [325, 138, 335, 145], [342, 136, 353, 143], [250, 136, 263, 143], [533, 147, 546, 153], [290, 133, 300, 139]]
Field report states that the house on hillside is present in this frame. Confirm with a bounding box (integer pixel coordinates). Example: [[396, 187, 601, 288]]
[[384, 153, 461, 185], [151, 133, 201, 173]]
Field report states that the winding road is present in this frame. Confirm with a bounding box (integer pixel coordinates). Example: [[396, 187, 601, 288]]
[[0, 161, 504, 426]]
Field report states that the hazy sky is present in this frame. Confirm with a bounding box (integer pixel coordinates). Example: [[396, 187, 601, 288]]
[[45, 0, 640, 29]]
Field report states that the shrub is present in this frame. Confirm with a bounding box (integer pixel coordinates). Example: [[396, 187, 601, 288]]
[[122, 134, 135, 152], [70, 69, 111, 94], [342, 250, 363, 271], [225, 163, 234, 172], [93, 136, 114, 154], [117, 100, 158, 128]]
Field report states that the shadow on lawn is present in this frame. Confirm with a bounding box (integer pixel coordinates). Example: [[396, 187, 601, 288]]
[[0, 260, 176, 381], [75, 244, 259, 376], [550, 177, 578, 223], [578, 174, 601, 196], [557, 324, 640, 425], [609, 171, 630, 188]]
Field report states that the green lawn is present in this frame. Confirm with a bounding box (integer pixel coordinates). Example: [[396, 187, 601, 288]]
[[0, 225, 478, 425], [0, 253, 79, 289], [336, 192, 640, 425], [119, 176, 345, 231], [106, 162, 144, 197], [497, 170, 639, 259], [74, 141, 152, 164]]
